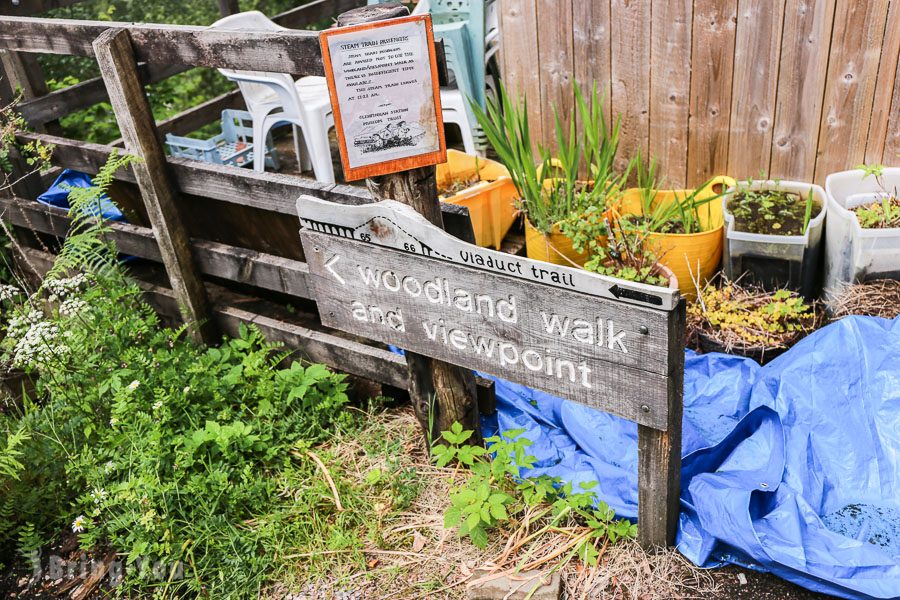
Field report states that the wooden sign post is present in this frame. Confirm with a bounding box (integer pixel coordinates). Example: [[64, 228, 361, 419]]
[[297, 196, 686, 548], [331, 3, 480, 447]]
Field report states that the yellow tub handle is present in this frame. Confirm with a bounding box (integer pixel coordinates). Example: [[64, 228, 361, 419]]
[[706, 175, 737, 194]]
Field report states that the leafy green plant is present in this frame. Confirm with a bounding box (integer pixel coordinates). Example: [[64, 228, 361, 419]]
[[688, 281, 816, 351], [0, 155, 426, 597], [437, 424, 636, 564], [472, 82, 628, 235], [851, 163, 900, 229]]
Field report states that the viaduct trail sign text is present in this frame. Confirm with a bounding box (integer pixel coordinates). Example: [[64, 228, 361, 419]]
[[297, 196, 683, 430]]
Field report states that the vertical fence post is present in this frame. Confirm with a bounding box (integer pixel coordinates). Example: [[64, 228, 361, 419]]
[[637, 300, 685, 548], [93, 28, 217, 345], [335, 3, 482, 446], [217, 0, 240, 17]]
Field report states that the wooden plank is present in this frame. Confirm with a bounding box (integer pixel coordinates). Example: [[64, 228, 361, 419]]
[[884, 24, 900, 164], [769, 0, 836, 181], [15, 133, 473, 230], [18, 62, 183, 126], [0, 0, 87, 16], [814, 0, 890, 181], [686, 0, 738, 186], [728, 0, 786, 180], [0, 195, 314, 299], [572, 0, 611, 127], [94, 27, 215, 344], [865, 0, 900, 164], [303, 231, 675, 429], [611, 0, 651, 175], [336, 2, 480, 446], [497, 0, 542, 147], [637, 300, 685, 548], [649, 0, 692, 187], [535, 0, 573, 153], [0, 17, 324, 75]]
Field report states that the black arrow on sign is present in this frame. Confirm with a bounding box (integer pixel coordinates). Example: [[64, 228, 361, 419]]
[[608, 284, 663, 306]]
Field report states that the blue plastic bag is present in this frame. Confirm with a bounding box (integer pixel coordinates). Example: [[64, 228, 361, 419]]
[[37, 169, 125, 222], [479, 316, 900, 599]]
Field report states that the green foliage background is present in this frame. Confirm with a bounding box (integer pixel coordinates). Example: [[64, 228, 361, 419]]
[[40, 0, 318, 143]]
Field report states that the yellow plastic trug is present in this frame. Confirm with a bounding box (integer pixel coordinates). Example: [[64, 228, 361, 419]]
[[616, 176, 735, 299], [437, 149, 520, 250], [524, 218, 590, 266]]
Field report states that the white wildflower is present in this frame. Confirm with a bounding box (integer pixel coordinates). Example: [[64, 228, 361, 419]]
[[152, 400, 163, 411], [44, 274, 87, 299], [104, 461, 115, 473], [91, 488, 107, 504], [0, 284, 20, 302], [71, 515, 86, 533], [109, 416, 118, 426], [59, 297, 88, 316], [11, 320, 68, 369], [127, 380, 140, 391]]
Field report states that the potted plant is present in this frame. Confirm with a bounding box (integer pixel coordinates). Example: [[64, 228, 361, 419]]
[[436, 149, 519, 250], [688, 279, 817, 364], [612, 151, 733, 299], [472, 82, 626, 266], [722, 179, 826, 298], [823, 164, 900, 301]]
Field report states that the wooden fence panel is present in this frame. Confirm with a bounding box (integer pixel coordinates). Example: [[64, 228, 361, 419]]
[[686, 0, 737, 185], [814, 0, 891, 181], [769, 0, 835, 182], [499, 0, 900, 185], [610, 0, 651, 175], [728, 0, 786, 180]]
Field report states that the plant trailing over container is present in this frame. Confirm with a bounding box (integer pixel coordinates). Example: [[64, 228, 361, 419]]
[[688, 279, 817, 363], [564, 211, 671, 287]]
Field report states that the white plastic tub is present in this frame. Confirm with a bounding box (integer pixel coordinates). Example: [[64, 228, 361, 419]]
[[722, 180, 827, 298], [823, 168, 900, 299]]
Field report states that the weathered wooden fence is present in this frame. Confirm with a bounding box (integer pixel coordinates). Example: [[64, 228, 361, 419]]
[[499, 0, 900, 188], [0, 0, 687, 548]]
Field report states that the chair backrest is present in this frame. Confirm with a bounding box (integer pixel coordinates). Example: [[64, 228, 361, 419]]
[[210, 11, 299, 115]]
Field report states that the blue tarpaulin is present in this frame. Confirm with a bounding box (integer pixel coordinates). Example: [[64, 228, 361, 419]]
[[37, 169, 125, 222], [479, 315, 900, 599]]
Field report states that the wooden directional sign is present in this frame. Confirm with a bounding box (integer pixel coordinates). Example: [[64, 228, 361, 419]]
[[319, 14, 446, 181], [298, 196, 682, 430]]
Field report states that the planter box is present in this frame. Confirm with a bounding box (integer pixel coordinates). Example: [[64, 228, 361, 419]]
[[437, 149, 519, 250], [823, 168, 900, 299], [722, 180, 826, 298]]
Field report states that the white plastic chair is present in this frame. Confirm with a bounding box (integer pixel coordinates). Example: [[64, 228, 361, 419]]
[[210, 11, 336, 183]]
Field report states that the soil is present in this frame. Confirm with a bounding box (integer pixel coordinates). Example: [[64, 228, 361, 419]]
[[852, 196, 900, 229], [727, 189, 822, 236], [438, 173, 483, 197]]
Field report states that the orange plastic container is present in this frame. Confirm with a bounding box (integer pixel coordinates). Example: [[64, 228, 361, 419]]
[[615, 176, 734, 298], [437, 150, 520, 249]]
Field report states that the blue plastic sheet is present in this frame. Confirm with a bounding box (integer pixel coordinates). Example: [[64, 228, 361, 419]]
[[479, 315, 900, 599], [37, 169, 125, 222]]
